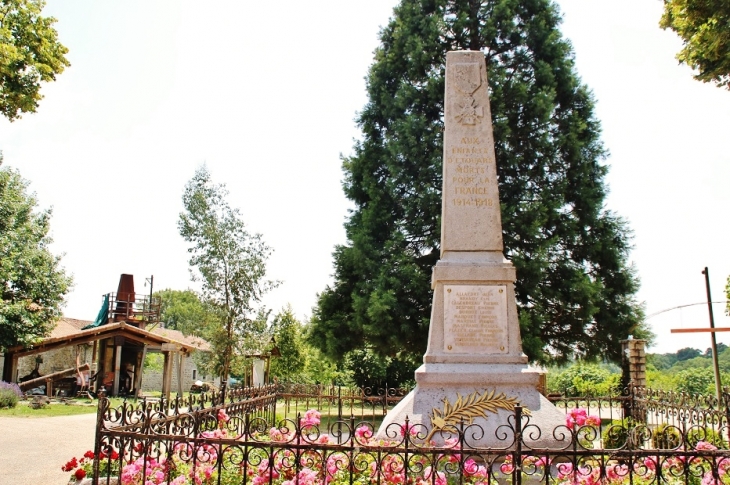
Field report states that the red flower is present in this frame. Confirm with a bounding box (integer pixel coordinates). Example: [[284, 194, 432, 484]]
[[84, 450, 95, 459], [110, 450, 119, 460], [63, 458, 79, 471], [74, 468, 86, 480]]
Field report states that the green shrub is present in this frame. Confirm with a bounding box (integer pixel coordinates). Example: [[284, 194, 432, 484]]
[[0, 388, 19, 409], [602, 419, 630, 449], [687, 426, 728, 449], [548, 363, 620, 396], [652, 423, 681, 449]]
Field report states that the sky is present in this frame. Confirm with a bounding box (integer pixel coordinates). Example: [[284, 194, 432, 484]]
[[1, 0, 728, 356]]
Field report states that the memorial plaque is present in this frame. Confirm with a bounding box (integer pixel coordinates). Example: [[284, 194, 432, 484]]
[[443, 284, 508, 354]]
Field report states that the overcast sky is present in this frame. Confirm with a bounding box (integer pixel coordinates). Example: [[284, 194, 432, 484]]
[[1, 0, 728, 355]]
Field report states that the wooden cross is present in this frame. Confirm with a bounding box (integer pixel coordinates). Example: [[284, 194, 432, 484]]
[[670, 328, 730, 334]]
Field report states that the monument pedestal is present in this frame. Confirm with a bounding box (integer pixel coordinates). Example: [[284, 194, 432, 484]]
[[376, 51, 565, 448], [378, 254, 565, 448]]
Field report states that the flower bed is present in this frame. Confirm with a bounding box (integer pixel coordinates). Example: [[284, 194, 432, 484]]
[[68, 406, 730, 485]]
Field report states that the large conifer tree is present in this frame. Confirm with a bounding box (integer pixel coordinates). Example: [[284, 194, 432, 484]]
[[310, 0, 647, 366]]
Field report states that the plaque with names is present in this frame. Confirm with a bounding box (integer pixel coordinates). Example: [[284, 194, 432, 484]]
[[444, 285, 508, 354]]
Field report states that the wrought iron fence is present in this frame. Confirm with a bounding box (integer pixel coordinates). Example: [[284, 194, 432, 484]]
[[88, 385, 730, 485], [275, 382, 411, 424]]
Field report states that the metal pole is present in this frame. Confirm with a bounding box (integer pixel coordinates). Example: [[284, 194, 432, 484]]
[[702, 267, 722, 400]]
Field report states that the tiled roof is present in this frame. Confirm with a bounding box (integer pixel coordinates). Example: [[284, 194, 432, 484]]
[[50, 317, 91, 338], [46, 317, 211, 352], [151, 327, 211, 352]]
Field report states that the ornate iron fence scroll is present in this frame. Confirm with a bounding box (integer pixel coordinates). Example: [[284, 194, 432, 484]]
[[91, 385, 730, 485]]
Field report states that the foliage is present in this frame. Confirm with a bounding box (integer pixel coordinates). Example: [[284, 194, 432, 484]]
[[676, 347, 702, 361], [268, 306, 306, 382], [0, 387, 19, 408], [0, 156, 72, 350], [547, 363, 621, 396], [652, 423, 681, 449], [154, 288, 221, 375], [300, 346, 351, 386], [143, 352, 164, 372], [310, 0, 647, 366], [674, 367, 716, 395], [343, 347, 417, 389], [660, 0, 730, 89], [0, 0, 70, 121], [178, 165, 278, 389], [154, 288, 213, 335], [687, 427, 728, 450], [601, 418, 632, 449]]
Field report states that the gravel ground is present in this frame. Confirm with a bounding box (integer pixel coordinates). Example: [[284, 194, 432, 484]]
[[0, 412, 97, 484]]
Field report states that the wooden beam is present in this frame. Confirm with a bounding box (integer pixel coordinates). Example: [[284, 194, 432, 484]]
[[112, 342, 122, 396], [2, 353, 17, 382], [161, 351, 173, 400], [19, 363, 90, 391], [670, 328, 730, 333]]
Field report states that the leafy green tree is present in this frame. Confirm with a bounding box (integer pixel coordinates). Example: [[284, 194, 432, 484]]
[[269, 306, 306, 382], [0, 0, 70, 121], [660, 0, 730, 89], [547, 363, 620, 396], [675, 367, 715, 395], [309, 0, 647, 366], [178, 166, 278, 393], [647, 353, 678, 370], [154, 288, 212, 335], [676, 347, 702, 361], [343, 347, 418, 389], [0, 155, 72, 349]]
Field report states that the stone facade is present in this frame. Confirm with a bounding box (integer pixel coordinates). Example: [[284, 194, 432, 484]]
[[140, 352, 207, 392]]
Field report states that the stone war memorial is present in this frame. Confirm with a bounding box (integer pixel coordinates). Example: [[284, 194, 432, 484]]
[[378, 50, 565, 447]]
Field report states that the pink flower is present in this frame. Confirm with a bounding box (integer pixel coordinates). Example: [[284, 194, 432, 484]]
[[218, 409, 230, 423], [399, 422, 418, 437], [444, 437, 460, 449], [696, 441, 719, 451], [300, 409, 321, 428], [269, 427, 286, 441], [585, 415, 601, 426], [355, 425, 373, 442]]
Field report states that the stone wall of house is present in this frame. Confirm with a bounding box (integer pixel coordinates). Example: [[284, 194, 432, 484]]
[[16, 344, 94, 380], [140, 352, 205, 392]]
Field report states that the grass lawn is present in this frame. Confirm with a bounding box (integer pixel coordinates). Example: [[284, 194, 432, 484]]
[[0, 398, 127, 418]]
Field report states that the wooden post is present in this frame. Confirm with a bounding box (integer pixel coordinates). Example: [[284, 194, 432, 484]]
[[134, 347, 147, 397], [161, 351, 172, 400], [161, 344, 178, 401], [112, 337, 123, 396], [177, 353, 185, 395], [2, 352, 18, 383]]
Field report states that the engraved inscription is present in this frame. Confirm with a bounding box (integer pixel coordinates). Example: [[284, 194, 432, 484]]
[[445, 136, 495, 207], [444, 285, 508, 354]]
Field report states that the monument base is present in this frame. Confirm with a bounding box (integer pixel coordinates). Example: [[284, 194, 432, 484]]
[[377, 363, 567, 449]]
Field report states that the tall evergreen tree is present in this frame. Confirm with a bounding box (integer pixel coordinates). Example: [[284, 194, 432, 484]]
[[309, 0, 647, 365]]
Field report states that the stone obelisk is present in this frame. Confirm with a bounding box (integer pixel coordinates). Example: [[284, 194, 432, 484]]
[[377, 51, 564, 447]]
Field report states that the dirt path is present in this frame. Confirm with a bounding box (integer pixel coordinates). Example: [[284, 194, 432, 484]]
[[0, 413, 97, 484]]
